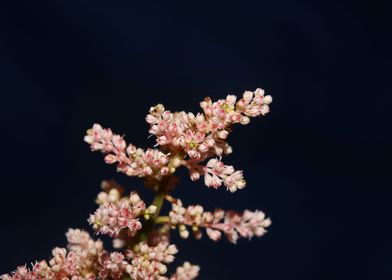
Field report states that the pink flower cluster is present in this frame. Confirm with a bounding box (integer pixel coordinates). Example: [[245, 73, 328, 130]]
[[168, 200, 271, 244], [98, 252, 128, 279], [125, 242, 181, 280], [93, 240, 198, 280], [203, 158, 245, 192], [3, 88, 273, 279], [1, 229, 199, 280], [84, 124, 171, 179], [1, 229, 103, 280], [146, 88, 272, 192], [86, 88, 272, 192], [88, 191, 147, 237], [170, 262, 200, 280]]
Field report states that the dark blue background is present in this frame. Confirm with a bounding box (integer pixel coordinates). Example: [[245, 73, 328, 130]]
[[0, 1, 391, 279]]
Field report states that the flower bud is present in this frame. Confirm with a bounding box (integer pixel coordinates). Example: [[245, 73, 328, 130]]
[[190, 170, 200, 181], [147, 205, 157, 214], [145, 114, 157, 124], [240, 116, 250, 125], [142, 260, 150, 269], [104, 154, 117, 164], [260, 104, 270, 115], [226, 95, 237, 104], [198, 143, 209, 153], [254, 88, 265, 97], [130, 192, 141, 204], [179, 225, 189, 239], [243, 91, 254, 103], [112, 238, 125, 249], [160, 167, 169, 175], [166, 244, 178, 255], [217, 130, 229, 139], [262, 95, 273, 105], [158, 263, 167, 274], [224, 145, 233, 155], [108, 189, 120, 203], [96, 192, 108, 204]]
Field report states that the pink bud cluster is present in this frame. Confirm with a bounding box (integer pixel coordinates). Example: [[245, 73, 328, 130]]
[[3, 88, 274, 279], [1, 229, 103, 280], [98, 252, 129, 279], [170, 262, 200, 280], [98, 242, 198, 280], [169, 200, 271, 244], [86, 88, 272, 192], [88, 192, 146, 237], [203, 158, 245, 192], [84, 124, 171, 179], [125, 242, 180, 280], [146, 89, 271, 191], [1, 229, 198, 280]]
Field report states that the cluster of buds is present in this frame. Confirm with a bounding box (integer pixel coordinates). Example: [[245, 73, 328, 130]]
[[1, 229, 104, 280], [98, 252, 129, 279], [2, 88, 273, 279], [88, 190, 150, 238], [202, 158, 246, 192], [170, 262, 200, 280], [87, 88, 272, 192], [168, 199, 271, 243], [125, 242, 181, 280], [84, 124, 171, 179], [1, 230, 198, 280], [146, 88, 272, 192], [89, 189, 160, 241]]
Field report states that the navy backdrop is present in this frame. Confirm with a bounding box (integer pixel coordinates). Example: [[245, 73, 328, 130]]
[[0, 1, 391, 279]]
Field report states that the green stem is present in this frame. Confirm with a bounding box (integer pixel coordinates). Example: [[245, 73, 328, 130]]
[[130, 175, 172, 244], [151, 191, 165, 222], [156, 216, 170, 224]]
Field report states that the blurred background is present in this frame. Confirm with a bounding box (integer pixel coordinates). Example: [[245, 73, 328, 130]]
[[0, 1, 391, 279]]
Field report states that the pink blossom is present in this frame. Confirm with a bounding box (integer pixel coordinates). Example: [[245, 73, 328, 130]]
[[88, 195, 145, 237], [98, 252, 129, 280], [87, 89, 272, 192], [4, 88, 274, 280], [204, 158, 246, 192], [84, 124, 170, 179], [125, 241, 178, 280], [170, 262, 200, 280], [1, 229, 104, 280], [168, 200, 271, 243]]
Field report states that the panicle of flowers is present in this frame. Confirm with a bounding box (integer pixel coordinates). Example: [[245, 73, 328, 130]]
[[125, 241, 178, 280], [145, 89, 272, 192], [88, 191, 148, 237], [168, 199, 271, 244], [202, 158, 245, 192], [98, 252, 129, 280], [3, 88, 273, 279], [170, 262, 200, 280], [84, 124, 171, 179], [86, 88, 272, 192], [1, 229, 104, 280], [49, 229, 104, 279]]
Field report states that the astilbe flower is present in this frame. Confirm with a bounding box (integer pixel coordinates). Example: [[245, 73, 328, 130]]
[[170, 262, 200, 280], [1, 229, 103, 280], [88, 191, 147, 238], [2, 88, 273, 279], [98, 252, 129, 280], [88, 88, 272, 192], [168, 199, 271, 243], [203, 158, 245, 192], [84, 125, 171, 179], [125, 241, 186, 280]]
